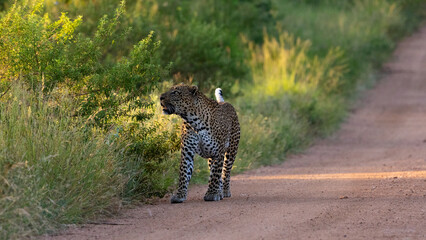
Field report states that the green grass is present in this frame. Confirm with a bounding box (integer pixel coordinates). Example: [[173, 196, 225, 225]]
[[0, 84, 123, 238]]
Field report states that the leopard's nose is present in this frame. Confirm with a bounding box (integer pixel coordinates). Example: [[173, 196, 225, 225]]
[[160, 95, 165, 101]]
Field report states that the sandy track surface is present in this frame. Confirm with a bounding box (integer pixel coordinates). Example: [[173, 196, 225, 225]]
[[45, 26, 426, 240]]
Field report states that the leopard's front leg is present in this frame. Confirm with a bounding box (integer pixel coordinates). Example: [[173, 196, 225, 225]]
[[171, 129, 198, 204]]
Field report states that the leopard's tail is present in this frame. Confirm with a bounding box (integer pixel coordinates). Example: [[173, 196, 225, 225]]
[[215, 88, 224, 103]]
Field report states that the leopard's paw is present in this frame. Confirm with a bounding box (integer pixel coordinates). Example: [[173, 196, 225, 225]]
[[223, 189, 231, 198], [204, 192, 222, 201], [171, 195, 186, 204]]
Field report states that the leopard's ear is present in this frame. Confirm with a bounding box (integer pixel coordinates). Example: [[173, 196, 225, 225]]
[[190, 85, 198, 96]]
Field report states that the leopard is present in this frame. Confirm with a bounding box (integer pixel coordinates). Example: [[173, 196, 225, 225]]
[[160, 84, 240, 203]]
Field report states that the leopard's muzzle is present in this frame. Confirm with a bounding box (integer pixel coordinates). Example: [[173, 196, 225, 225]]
[[160, 95, 175, 115]]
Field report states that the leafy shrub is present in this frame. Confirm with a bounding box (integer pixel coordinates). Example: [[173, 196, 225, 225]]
[[160, 19, 245, 91], [0, 0, 167, 128], [38, 0, 276, 93], [172, 0, 275, 43], [152, 0, 275, 90]]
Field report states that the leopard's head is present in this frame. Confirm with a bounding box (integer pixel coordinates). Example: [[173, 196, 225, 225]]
[[160, 85, 198, 116]]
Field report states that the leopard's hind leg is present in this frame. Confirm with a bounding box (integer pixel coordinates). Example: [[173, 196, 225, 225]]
[[204, 154, 224, 201], [222, 128, 240, 198]]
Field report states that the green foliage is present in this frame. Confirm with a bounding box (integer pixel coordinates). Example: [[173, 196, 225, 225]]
[[0, 1, 82, 90], [0, 0, 168, 128], [130, 0, 275, 90], [38, 0, 275, 93], [169, 0, 275, 43], [160, 19, 245, 91]]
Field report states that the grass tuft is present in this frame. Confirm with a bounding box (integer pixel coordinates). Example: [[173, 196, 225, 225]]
[[0, 84, 123, 238]]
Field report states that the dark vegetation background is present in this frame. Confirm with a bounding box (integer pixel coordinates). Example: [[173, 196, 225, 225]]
[[0, 0, 425, 238]]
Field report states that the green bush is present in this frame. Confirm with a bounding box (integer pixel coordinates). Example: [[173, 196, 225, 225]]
[[0, 0, 167, 128], [160, 19, 245, 91], [37, 0, 277, 93]]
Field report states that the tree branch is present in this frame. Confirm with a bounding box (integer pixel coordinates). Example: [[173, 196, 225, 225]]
[[0, 86, 10, 99]]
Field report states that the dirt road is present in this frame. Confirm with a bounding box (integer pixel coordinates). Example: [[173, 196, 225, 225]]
[[46, 26, 426, 240]]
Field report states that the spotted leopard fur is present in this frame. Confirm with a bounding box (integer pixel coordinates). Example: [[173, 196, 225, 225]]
[[160, 85, 240, 203]]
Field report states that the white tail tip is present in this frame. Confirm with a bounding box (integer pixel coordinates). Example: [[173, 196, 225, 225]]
[[215, 88, 224, 102]]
